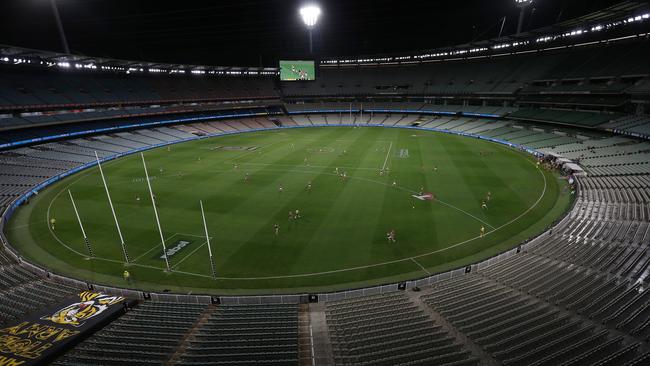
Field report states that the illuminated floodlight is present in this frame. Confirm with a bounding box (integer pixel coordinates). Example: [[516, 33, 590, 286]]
[[300, 4, 321, 54], [515, 0, 533, 34], [300, 5, 321, 28]]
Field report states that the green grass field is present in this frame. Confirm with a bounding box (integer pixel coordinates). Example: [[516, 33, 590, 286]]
[[5, 126, 571, 294]]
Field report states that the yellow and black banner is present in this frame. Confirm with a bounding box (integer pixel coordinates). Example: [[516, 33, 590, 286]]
[[0, 291, 132, 365]]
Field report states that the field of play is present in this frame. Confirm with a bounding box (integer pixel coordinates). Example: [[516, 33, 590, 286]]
[[5, 126, 570, 294]]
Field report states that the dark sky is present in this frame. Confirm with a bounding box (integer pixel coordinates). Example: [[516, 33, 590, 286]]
[[0, 0, 627, 67]]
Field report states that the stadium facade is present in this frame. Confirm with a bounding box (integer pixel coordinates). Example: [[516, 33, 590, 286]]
[[0, 1, 649, 364]]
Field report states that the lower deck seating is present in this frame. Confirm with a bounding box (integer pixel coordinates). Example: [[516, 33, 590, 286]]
[[53, 302, 208, 365], [326, 292, 479, 366], [177, 304, 300, 365]]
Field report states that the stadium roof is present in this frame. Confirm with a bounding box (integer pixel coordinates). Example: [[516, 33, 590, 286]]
[[0, 44, 279, 75], [503, 0, 649, 41], [0, 1, 648, 73], [322, 0, 650, 65]]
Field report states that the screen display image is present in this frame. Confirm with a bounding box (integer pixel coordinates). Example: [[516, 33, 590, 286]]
[[280, 60, 316, 81]]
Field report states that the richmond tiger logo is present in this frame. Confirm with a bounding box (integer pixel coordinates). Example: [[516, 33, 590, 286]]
[[41, 292, 125, 327]]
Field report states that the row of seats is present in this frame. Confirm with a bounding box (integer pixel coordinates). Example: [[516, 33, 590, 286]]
[[0, 248, 82, 327], [326, 292, 478, 366], [53, 302, 208, 365], [0, 67, 278, 109], [283, 40, 650, 97], [177, 304, 300, 365], [422, 263, 649, 365]]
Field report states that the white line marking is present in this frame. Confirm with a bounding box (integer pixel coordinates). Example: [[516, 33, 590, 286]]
[[176, 232, 212, 239], [41, 131, 549, 281], [411, 258, 430, 274], [131, 233, 179, 263], [132, 233, 212, 263], [436, 200, 496, 230], [381, 142, 393, 171], [171, 241, 208, 270], [222, 140, 285, 163], [42, 165, 548, 281], [47, 172, 99, 258], [201, 166, 496, 231]]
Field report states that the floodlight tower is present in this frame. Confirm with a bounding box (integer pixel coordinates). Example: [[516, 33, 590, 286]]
[[49, 0, 70, 54], [300, 4, 321, 54], [515, 0, 533, 34]]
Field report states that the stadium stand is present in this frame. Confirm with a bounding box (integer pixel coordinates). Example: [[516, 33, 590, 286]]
[[0, 248, 83, 327], [326, 292, 478, 365], [53, 301, 209, 365], [1, 111, 648, 365], [0, 67, 278, 109], [283, 39, 650, 98], [509, 108, 622, 127], [1, 2, 650, 364], [176, 304, 302, 365]]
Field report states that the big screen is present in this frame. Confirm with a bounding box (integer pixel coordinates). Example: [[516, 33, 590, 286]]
[[280, 60, 316, 81]]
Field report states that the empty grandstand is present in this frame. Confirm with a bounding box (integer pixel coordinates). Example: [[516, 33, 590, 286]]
[[1, 1, 650, 365]]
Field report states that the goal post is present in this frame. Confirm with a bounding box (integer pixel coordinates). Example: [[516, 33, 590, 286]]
[[141, 152, 171, 272], [200, 200, 217, 279], [68, 189, 94, 258], [95, 151, 130, 264]]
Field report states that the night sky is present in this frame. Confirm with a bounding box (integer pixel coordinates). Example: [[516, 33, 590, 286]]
[[0, 0, 627, 66]]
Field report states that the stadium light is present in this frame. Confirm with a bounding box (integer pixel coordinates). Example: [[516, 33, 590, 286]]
[[300, 5, 321, 28], [300, 4, 321, 54], [515, 0, 533, 34], [49, 0, 70, 54]]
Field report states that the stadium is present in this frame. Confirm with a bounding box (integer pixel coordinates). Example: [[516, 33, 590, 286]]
[[0, 0, 648, 364]]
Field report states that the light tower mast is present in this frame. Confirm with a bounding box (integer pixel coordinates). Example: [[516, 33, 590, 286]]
[[515, 0, 533, 34], [300, 4, 322, 54]]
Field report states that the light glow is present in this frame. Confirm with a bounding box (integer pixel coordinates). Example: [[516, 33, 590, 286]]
[[300, 5, 321, 27]]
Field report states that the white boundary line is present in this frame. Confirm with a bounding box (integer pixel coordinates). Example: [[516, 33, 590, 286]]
[[437, 199, 496, 230], [41, 132, 549, 280], [47, 172, 99, 258], [411, 258, 430, 274]]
